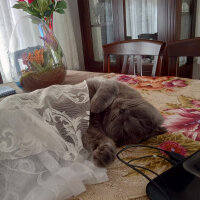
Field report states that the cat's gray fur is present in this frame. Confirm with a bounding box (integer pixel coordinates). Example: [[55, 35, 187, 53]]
[[82, 77, 166, 167]]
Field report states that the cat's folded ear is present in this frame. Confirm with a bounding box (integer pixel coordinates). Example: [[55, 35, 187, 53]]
[[87, 78, 119, 113]]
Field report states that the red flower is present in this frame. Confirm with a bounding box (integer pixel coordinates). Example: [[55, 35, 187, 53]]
[[159, 141, 187, 156], [163, 79, 187, 88], [163, 108, 200, 141], [28, 0, 35, 3]]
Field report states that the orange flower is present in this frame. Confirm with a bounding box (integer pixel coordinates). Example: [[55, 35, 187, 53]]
[[133, 76, 173, 91], [28, 53, 34, 62], [135, 76, 170, 83], [136, 81, 164, 90], [27, 48, 44, 65]]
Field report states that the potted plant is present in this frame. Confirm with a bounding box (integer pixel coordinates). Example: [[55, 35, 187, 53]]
[[10, 0, 67, 91], [13, 0, 67, 30]]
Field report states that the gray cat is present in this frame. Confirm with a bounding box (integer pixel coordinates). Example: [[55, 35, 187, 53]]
[[82, 77, 166, 167]]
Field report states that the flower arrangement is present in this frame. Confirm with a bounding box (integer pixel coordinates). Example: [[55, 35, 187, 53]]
[[19, 29, 65, 91], [21, 32, 62, 73], [11, 1, 67, 91], [13, 0, 67, 30]]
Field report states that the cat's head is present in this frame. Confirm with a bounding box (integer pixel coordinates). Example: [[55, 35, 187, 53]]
[[103, 100, 166, 147], [86, 77, 119, 113]]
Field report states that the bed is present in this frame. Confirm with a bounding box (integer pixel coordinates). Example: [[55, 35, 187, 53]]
[[1, 70, 200, 200]]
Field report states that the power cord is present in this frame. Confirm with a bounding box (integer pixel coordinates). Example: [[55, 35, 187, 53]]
[[117, 144, 185, 165], [116, 144, 186, 200]]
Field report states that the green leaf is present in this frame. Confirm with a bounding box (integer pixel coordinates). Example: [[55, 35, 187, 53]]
[[30, 62, 44, 72], [31, 0, 39, 8], [49, 4, 54, 11], [55, 0, 67, 10], [56, 9, 65, 14], [58, 45, 63, 58], [18, 1, 27, 6], [45, 58, 54, 70], [37, 0, 49, 8], [48, 0, 55, 5], [37, 0, 49, 16], [27, 7, 41, 18], [13, 4, 23, 9], [13, 1, 28, 9], [44, 10, 52, 17], [30, 1, 40, 12]]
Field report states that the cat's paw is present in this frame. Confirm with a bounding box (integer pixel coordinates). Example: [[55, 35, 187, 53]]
[[93, 142, 116, 167]]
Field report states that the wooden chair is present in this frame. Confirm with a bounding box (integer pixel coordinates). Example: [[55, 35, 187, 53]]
[[103, 39, 165, 76], [163, 38, 200, 77]]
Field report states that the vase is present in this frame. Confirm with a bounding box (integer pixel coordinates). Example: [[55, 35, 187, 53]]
[[44, 14, 54, 31], [9, 15, 67, 92]]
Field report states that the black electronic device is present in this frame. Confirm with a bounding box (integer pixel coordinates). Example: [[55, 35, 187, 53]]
[[146, 150, 200, 200]]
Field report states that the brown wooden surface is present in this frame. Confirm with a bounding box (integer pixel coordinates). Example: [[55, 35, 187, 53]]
[[77, 0, 93, 71], [103, 39, 165, 76], [63, 70, 104, 85], [0, 70, 104, 102], [157, 0, 182, 42], [164, 38, 200, 77], [77, 0, 124, 72]]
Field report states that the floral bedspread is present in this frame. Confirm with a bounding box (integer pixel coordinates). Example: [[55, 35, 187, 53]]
[[70, 74, 200, 200], [109, 74, 200, 142]]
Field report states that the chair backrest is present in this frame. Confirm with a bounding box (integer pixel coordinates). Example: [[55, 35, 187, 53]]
[[164, 38, 200, 76], [103, 39, 165, 76], [138, 33, 158, 40]]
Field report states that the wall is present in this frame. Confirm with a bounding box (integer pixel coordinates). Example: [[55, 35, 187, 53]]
[[67, 0, 85, 70]]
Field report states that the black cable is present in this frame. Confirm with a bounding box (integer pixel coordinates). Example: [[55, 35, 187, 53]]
[[128, 154, 173, 165], [117, 149, 171, 200], [116, 144, 186, 200], [127, 164, 159, 176], [117, 144, 185, 165]]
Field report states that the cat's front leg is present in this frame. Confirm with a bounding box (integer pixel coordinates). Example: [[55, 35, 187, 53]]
[[87, 78, 119, 113], [92, 141, 116, 167], [82, 125, 116, 167]]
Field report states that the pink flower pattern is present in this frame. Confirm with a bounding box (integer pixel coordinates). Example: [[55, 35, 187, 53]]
[[163, 108, 200, 141], [117, 75, 138, 84], [192, 100, 200, 108], [163, 79, 187, 88], [107, 74, 200, 142], [114, 75, 188, 91]]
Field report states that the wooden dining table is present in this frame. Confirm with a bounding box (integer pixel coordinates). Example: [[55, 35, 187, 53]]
[[1, 70, 200, 200]]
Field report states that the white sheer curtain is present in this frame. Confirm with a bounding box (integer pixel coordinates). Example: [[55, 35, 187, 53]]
[[126, 0, 157, 39], [0, 0, 80, 83]]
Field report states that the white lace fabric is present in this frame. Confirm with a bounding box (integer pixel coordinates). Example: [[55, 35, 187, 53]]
[[0, 81, 108, 200]]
